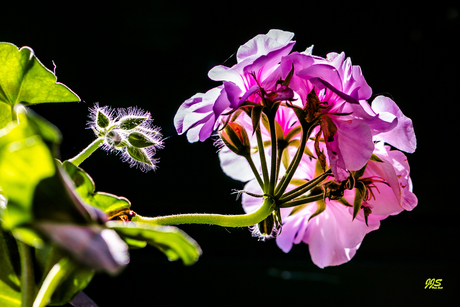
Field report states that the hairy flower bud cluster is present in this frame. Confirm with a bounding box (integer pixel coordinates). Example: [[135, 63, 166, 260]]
[[88, 104, 163, 171]]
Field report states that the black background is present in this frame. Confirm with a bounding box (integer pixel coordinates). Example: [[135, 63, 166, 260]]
[[1, 2, 458, 306]]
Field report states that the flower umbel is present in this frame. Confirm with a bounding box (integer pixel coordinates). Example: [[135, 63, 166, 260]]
[[88, 104, 163, 171], [173, 29, 417, 268]]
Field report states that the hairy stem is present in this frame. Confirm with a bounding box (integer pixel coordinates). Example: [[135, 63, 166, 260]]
[[68, 138, 104, 166], [133, 198, 275, 227]]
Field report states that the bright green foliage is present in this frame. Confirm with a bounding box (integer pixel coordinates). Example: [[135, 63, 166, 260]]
[[0, 229, 21, 307], [0, 42, 202, 306], [108, 221, 202, 265], [62, 161, 131, 215], [0, 43, 80, 129], [0, 111, 57, 237], [91, 193, 131, 214], [62, 161, 202, 265], [35, 244, 94, 306]]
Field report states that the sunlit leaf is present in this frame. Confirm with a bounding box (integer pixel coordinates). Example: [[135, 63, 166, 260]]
[[0, 111, 129, 274], [49, 266, 94, 306], [62, 161, 131, 217], [90, 193, 131, 214], [61, 161, 96, 199], [108, 221, 202, 265], [0, 114, 56, 232], [0, 280, 21, 307], [0, 102, 11, 129], [0, 43, 79, 108]]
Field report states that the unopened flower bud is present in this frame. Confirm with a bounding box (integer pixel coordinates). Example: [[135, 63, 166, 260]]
[[128, 131, 157, 148], [251, 210, 282, 241], [97, 109, 111, 129], [127, 146, 153, 167], [219, 122, 251, 157], [118, 116, 148, 130]]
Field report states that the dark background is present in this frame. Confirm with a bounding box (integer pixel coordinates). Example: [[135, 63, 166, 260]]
[[2, 2, 458, 306]]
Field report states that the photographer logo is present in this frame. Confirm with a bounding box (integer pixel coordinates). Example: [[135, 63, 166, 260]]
[[425, 278, 443, 289]]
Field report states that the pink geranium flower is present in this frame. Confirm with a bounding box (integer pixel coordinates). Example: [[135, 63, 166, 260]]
[[275, 142, 416, 268], [175, 29, 295, 142]]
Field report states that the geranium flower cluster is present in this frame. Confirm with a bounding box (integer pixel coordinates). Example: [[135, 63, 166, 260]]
[[174, 30, 417, 268]]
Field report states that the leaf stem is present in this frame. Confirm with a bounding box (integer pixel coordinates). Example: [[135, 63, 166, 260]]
[[132, 197, 275, 227], [18, 241, 35, 307], [68, 138, 104, 166]]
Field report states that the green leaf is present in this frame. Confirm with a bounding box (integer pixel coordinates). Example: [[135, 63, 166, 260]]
[[62, 161, 132, 220], [34, 249, 94, 307], [48, 265, 94, 306], [0, 280, 21, 307], [0, 229, 21, 307], [0, 102, 11, 129], [90, 192, 131, 215], [0, 114, 56, 232], [61, 161, 96, 200], [108, 221, 202, 265], [0, 43, 79, 123]]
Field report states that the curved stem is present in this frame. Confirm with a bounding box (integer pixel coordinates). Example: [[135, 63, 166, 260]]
[[18, 241, 35, 307], [133, 197, 275, 227], [68, 138, 104, 166]]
